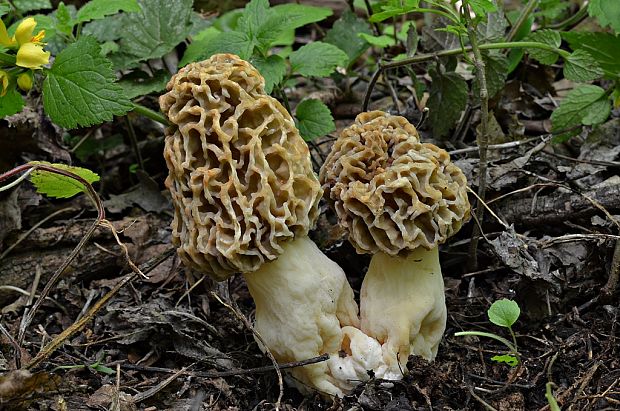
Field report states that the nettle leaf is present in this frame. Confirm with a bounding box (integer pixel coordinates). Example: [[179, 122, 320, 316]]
[[272, 4, 332, 30], [562, 32, 620, 79], [43, 36, 132, 129], [324, 10, 371, 66], [564, 50, 604, 82], [551, 85, 611, 136], [251, 55, 286, 94], [427, 70, 468, 138], [488, 299, 520, 328], [473, 52, 509, 98], [29, 162, 100, 199], [295, 99, 335, 141], [491, 354, 519, 367], [588, 0, 620, 34], [0, 88, 25, 118], [114, 0, 193, 67], [289, 42, 348, 77], [55, 2, 75, 35], [119, 71, 169, 99], [12, 0, 52, 12], [76, 0, 139, 24], [525, 29, 561, 65]]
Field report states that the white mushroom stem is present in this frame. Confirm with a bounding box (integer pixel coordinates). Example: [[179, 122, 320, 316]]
[[359, 246, 447, 374], [242, 236, 361, 397]]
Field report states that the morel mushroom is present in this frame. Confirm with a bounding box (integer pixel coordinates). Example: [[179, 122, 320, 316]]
[[160, 54, 361, 397], [320, 111, 470, 375]]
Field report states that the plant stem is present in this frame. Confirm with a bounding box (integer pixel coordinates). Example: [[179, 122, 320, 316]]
[[124, 116, 144, 170], [463, 0, 488, 270], [548, 4, 589, 30], [363, 41, 569, 111], [454, 331, 517, 353], [506, 0, 539, 42], [130, 102, 169, 126]]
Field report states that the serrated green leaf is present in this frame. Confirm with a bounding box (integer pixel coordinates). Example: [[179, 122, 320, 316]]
[[491, 354, 519, 367], [564, 50, 604, 82], [588, 0, 620, 34], [488, 299, 520, 328], [251, 55, 286, 94], [427, 70, 468, 138], [289, 42, 348, 77], [551, 85, 611, 135], [118, 71, 169, 99], [369, 0, 420, 23], [562, 32, 620, 79], [29, 161, 100, 199], [12, 0, 52, 12], [295, 99, 335, 141], [525, 30, 561, 65], [82, 14, 125, 42], [535, 0, 570, 20], [55, 2, 74, 35], [358, 33, 394, 48], [272, 4, 332, 29], [43, 36, 132, 129], [0, 88, 24, 118], [324, 10, 371, 66], [179, 26, 221, 66], [473, 52, 508, 98], [113, 0, 193, 68], [76, 0, 139, 24]]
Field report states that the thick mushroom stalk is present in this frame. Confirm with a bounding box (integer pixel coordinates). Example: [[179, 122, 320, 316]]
[[159, 54, 363, 398], [320, 111, 470, 379], [361, 247, 446, 371]]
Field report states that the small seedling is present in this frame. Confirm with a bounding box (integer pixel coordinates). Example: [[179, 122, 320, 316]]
[[455, 298, 521, 366]]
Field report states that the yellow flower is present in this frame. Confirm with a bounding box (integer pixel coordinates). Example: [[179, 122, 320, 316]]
[[0, 19, 16, 47], [16, 42, 50, 68], [0, 70, 9, 96], [17, 72, 32, 91], [1, 17, 50, 69]]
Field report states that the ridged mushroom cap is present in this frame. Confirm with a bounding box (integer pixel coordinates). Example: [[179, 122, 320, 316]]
[[320, 111, 470, 255], [160, 54, 322, 280]]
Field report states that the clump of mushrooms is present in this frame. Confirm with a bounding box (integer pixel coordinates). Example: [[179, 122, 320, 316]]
[[159, 54, 362, 397], [320, 111, 471, 376]]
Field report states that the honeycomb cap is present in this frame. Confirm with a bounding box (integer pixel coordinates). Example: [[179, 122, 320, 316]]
[[320, 111, 470, 255], [160, 54, 322, 280]]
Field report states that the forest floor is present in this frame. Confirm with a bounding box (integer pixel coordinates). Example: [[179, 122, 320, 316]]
[[1, 2, 620, 410]]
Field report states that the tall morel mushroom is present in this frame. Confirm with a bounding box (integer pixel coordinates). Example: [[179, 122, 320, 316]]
[[320, 111, 471, 375], [160, 54, 361, 397]]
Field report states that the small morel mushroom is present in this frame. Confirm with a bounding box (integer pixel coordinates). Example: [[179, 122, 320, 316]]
[[320, 111, 471, 376], [160, 54, 361, 397]]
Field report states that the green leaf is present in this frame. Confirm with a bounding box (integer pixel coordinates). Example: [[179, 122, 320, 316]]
[[43, 36, 132, 129], [118, 71, 169, 99], [82, 14, 125, 42], [12, 0, 52, 12], [179, 30, 253, 66], [295, 99, 335, 141], [55, 2, 75, 36], [251, 55, 286, 94], [564, 50, 604, 82], [488, 299, 520, 328], [272, 3, 333, 30], [0, 88, 24, 118], [427, 70, 468, 138], [76, 0, 139, 24], [113, 0, 194, 67], [369, 0, 420, 23], [289, 42, 348, 77], [562, 32, 620, 79], [179, 26, 221, 66], [29, 162, 100, 199], [491, 354, 519, 367], [468, 0, 497, 17], [588, 0, 620, 34], [525, 29, 561, 65], [477, 6, 508, 42], [473, 52, 509, 98], [358, 33, 394, 48], [551, 85, 611, 136], [324, 10, 371, 66], [535, 0, 570, 20]]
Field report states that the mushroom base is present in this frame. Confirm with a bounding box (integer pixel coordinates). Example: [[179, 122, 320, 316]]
[[242, 236, 361, 397], [360, 247, 447, 373]]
